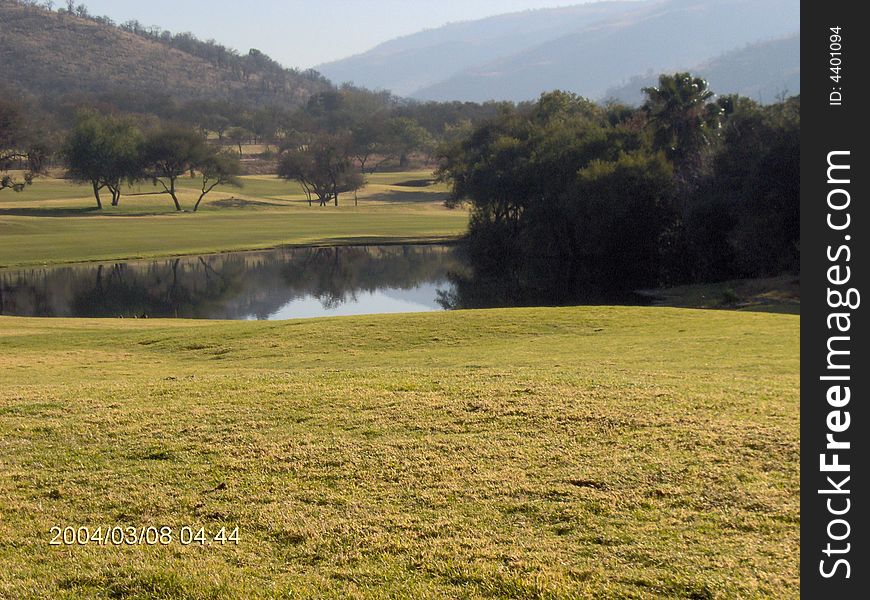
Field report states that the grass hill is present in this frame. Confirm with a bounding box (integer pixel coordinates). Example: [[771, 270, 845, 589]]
[[0, 305, 799, 598], [0, 0, 330, 111]]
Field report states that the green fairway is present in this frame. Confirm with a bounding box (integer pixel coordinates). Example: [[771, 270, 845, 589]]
[[0, 306, 799, 598], [0, 171, 467, 268]]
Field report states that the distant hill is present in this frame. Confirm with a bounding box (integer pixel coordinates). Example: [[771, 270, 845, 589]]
[[317, 1, 642, 97], [604, 34, 800, 105], [0, 0, 330, 110], [319, 0, 800, 103]]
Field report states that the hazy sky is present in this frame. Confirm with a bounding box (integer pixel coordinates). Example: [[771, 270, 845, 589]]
[[78, 0, 606, 69]]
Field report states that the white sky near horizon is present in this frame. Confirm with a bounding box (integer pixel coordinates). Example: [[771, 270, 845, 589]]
[[75, 0, 626, 69]]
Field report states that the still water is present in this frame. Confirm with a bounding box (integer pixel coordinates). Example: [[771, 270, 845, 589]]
[[0, 245, 464, 320]]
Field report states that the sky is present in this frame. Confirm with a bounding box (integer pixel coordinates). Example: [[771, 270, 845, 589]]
[[77, 0, 604, 69]]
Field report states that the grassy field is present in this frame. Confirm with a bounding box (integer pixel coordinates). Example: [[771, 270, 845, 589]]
[[0, 171, 467, 268], [0, 306, 799, 598]]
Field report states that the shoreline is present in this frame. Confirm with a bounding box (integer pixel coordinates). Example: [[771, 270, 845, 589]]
[[0, 235, 464, 272]]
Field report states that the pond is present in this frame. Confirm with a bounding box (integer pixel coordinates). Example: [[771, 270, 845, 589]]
[[0, 245, 465, 320]]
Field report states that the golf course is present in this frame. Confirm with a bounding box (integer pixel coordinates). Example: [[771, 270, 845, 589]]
[[0, 170, 800, 598], [0, 171, 468, 268]]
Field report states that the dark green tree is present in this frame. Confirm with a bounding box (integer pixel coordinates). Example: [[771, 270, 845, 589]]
[[226, 126, 251, 156], [385, 117, 431, 168], [1, 96, 43, 193], [642, 73, 723, 186], [193, 150, 243, 212], [62, 111, 142, 208], [141, 126, 209, 211], [277, 135, 364, 207]]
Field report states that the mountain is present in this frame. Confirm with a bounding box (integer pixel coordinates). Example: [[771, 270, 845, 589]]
[[319, 0, 800, 103], [316, 1, 642, 97], [0, 0, 330, 110], [604, 34, 800, 105]]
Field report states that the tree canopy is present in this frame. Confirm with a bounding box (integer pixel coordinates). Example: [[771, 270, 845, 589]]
[[63, 111, 142, 207], [438, 84, 799, 306], [277, 134, 364, 207], [1, 96, 43, 193]]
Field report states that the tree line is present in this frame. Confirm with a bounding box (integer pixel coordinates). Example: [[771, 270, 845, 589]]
[[437, 75, 799, 303], [3, 65, 799, 292], [57, 112, 241, 211], [1, 84, 474, 209]]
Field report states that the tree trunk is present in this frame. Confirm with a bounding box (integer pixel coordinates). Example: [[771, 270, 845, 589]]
[[169, 179, 181, 211], [92, 181, 103, 209]]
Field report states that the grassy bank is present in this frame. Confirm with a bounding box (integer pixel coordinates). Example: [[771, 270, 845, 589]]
[[639, 275, 801, 315], [0, 171, 468, 268], [0, 306, 799, 598]]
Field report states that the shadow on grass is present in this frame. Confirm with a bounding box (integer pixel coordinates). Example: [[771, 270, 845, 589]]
[[0, 206, 197, 217], [0, 206, 105, 217], [294, 235, 462, 248], [366, 189, 450, 203], [207, 198, 283, 209], [392, 178, 435, 188]]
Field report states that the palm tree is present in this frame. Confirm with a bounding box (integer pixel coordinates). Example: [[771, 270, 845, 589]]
[[643, 73, 723, 186]]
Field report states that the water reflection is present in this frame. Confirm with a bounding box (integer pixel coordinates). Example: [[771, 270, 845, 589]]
[[0, 245, 465, 320], [435, 245, 652, 310]]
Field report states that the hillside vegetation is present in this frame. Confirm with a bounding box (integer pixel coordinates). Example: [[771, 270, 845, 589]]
[[0, 0, 329, 110], [0, 306, 799, 598]]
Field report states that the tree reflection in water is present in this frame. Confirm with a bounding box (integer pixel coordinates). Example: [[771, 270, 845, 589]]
[[0, 245, 466, 319]]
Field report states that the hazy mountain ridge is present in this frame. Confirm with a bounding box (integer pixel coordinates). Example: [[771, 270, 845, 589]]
[[604, 34, 800, 105], [316, 1, 643, 96], [319, 0, 800, 103]]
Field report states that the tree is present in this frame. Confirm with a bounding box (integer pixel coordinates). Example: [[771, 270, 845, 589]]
[[193, 150, 243, 212], [436, 106, 534, 224], [349, 116, 388, 175], [566, 151, 676, 291], [642, 73, 723, 186], [385, 117, 431, 168], [206, 114, 230, 142], [1, 96, 46, 193], [248, 107, 283, 147], [226, 126, 250, 156], [277, 135, 364, 207], [62, 112, 142, 208], [141, 126, 208, 211], [438, 90, 677, 301], [704, 95, 800, 277]]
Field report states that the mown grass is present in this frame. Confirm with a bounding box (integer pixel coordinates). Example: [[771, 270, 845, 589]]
[[0, 306, 799, 598], [0, 171, 465, 268]]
